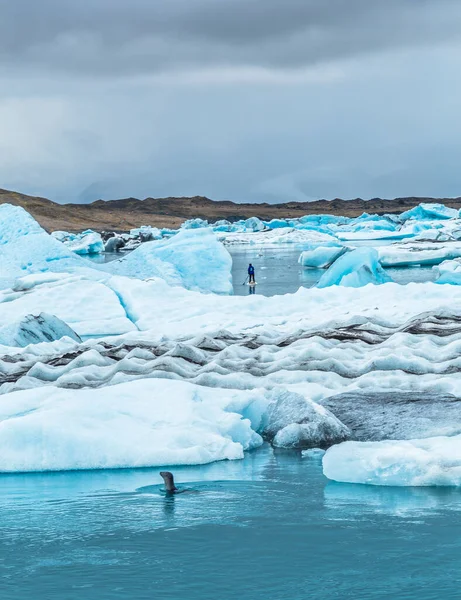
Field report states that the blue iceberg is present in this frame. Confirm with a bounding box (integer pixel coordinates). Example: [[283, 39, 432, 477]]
[[316, 247, 392, 288]]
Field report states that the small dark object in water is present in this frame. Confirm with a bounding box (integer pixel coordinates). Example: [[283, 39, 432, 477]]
[[160, 471, 178, 494]]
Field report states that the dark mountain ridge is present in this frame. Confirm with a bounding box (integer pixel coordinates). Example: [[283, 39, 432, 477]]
[[1, 188, 460, 232]]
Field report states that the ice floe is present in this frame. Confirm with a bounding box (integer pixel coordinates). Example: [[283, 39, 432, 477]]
[[52, 230, 104, 255], [323, 435, 461, 487], [317, 248, 392, 287]]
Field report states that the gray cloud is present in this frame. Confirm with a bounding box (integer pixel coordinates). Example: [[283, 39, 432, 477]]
[[0, 1, 461, 204], [1, 0, 461, 77]]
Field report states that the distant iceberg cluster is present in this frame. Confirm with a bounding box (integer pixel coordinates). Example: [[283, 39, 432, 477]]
[[2, 201, 461, 483]]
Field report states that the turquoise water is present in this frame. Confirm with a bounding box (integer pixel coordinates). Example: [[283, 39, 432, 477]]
[[2, 446, 461, 600]]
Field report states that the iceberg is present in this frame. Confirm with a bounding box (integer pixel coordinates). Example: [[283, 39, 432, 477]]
[[0, 379, 264, 472], [0, 273, 136, 337], [220, 227, 338, 246], [243, 217, 265, 232], [0, 379, 350, 472], [0, 312, 81, 347], [323, 435, 461, 487], [298, 245, 348, 269], [63, 230, 104, 255], [378, 242, 461, 267], [103, 228, 233, 294], [181, 218, 209, 229], [0, 204, 85, 285], [316, 247, 392, 288], [435, 259, 461, 284], [399, 203, 459, 221]]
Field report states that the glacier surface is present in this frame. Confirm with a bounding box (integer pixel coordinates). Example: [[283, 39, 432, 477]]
[[4, 202, 461, 478]]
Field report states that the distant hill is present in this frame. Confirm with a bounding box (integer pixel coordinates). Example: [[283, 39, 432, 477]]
[[1, 188, 461, 233]]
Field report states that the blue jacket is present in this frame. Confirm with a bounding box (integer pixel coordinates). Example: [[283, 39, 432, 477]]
[[248, 266, 255, 275]]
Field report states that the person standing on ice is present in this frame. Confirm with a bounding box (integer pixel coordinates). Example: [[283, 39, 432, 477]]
[[248, 263, 255, 283]]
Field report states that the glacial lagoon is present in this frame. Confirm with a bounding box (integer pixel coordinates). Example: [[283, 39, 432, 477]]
[[2, 446, 461, 600]]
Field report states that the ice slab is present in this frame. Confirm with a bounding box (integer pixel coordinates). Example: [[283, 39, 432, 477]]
[[323, 435, 461, 487], [0, 379, 264, 472], [378, 243, 461, 267], [219, 228, 338, 246], [0, 274, 136, 337], [317, 247, 392, 288], [298, 245, 347, 269]]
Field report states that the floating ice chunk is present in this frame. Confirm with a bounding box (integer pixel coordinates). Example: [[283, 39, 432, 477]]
[[264, 218, 291, 229], [302, 448, 326, 459], [244, 217, 265, 232], [378, 242, 461, 267], [129, 225, 162, 241], [317, 248, 392, 288], [400, 203, 459, 221], [0, 379, 269, 472], [412, 229, 453, 242], [0, 313, 81, 347], [64, 230, 104, 255], [298, 245, 348, 269], [212, 219, 233, 232], [435, 259, 461, 284], [323, 436, 461, 487], [220, 228, 338, 246], [181, 218, 209, 229], [103, 228, 233, 294]]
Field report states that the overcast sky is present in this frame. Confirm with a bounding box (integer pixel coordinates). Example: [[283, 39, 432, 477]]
[[1, 0, 461, 204]]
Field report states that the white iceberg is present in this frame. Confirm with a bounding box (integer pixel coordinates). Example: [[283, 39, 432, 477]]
[[317, 247, 392, 288], [323, 436, 461, 487], [378, 242, 461, 267], [0, 379, 264, 472], [220, 227, 338, 246], [0, 379, 349, 472]]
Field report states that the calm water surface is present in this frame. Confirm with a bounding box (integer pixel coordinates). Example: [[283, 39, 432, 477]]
[[2, 447, 461, 600], [230, 246, 437, 296]]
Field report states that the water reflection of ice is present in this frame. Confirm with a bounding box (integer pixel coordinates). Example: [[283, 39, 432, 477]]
[[324, 480, 461, 517]]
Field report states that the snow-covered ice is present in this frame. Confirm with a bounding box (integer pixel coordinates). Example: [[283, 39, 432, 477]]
[[4, 202, 461, 477]]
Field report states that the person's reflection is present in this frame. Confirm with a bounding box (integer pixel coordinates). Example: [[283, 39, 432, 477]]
[[249, 285, 256, 295], [163, 494, 176, 517]]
